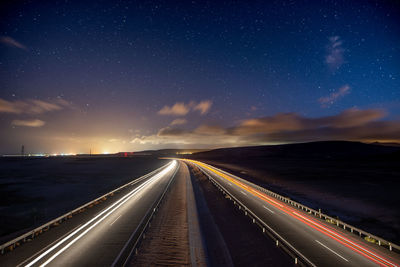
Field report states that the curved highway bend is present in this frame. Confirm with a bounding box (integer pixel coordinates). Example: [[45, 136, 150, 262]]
[[187, 159, 400, 267], [0, 160, 178, 267]]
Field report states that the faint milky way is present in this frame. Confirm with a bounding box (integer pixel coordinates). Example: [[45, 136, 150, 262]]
[[0, 1, 399, 154]]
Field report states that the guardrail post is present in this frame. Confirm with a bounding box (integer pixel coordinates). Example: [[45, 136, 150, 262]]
[[295, 257, 298, 264], [196, 162, 400, 256]]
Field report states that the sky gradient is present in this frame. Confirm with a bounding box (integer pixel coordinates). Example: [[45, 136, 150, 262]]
[[0, 0, 399, 154]]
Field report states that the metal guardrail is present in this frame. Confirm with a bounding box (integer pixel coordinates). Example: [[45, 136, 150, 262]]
[[189, 160, 400, 266], [112, 161, 179, 266], [208, 164, 400, 254], [194, 163, 315, 266], [0, 162, 172, 254]]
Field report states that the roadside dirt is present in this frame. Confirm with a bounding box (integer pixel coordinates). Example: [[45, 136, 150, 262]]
[[130, 163, 190, 266]]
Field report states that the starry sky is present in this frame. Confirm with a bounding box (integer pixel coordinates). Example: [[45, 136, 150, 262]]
[[0, 0, 399, 154]]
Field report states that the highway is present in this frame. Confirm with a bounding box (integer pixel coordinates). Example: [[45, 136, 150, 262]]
[[0, 160, 178, 267], [187, 159, 400, 267]]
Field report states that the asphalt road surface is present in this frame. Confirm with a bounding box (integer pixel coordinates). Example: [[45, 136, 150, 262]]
[[188, 159, 400, 267], [0, 160, 178, 267]]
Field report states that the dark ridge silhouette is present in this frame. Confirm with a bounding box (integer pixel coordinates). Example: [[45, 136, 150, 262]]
[[134, 148, 208, 156], [191, 141, 400, 160]]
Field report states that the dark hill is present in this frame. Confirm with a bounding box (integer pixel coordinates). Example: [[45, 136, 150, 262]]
[[191, 141, 400, 160]]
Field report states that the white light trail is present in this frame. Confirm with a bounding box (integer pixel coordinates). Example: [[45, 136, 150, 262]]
[[25, 161, 176, 267]]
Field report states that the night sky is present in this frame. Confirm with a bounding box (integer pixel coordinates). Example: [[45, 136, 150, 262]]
[[0, 0, 399, 154]]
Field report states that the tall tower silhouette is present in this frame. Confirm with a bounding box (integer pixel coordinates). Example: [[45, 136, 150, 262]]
[[21, 145, 25, 156]]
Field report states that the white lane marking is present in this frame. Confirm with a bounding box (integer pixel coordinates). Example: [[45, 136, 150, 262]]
[[195, 163, 323, 267], [110, 215, 122, 226], [263, 205, 275, 214], [294, 211, 396, 267], [29, 179, 154, 266], [205, 163, 392, 266], [240, 190, 247, 196], [17, 224, 82, 267], [315, 240, 349, 262], [251, 189, 284, 207], [39, 166, 174, 267], [25, 161, 176, 267]]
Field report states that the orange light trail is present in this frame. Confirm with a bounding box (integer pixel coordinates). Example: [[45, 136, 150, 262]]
[[186, 159, 399, 267]]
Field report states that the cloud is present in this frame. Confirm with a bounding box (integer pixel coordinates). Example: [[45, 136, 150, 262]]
[[158, 100, 212, 116], [170, 118, 187, 125], [11, 119, 45, 127], [325, 36, 344, 70], [234, 113, 306, 135], [320, 108, 384, 128], [0, 36, 27, 50], [158, 127, 189, 136], [0, 98, 70, 114], [193, 125, 226, 135], [158, 102, 190, 116], [193, 100, 212, 115], [234, 108, 385, 135], [131, 108, 400, 146], [318, 85, 351, 107]]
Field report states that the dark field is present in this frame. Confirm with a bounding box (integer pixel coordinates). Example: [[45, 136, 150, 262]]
[[0, 156, 168, 242], [189, 141, 400, 244]]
